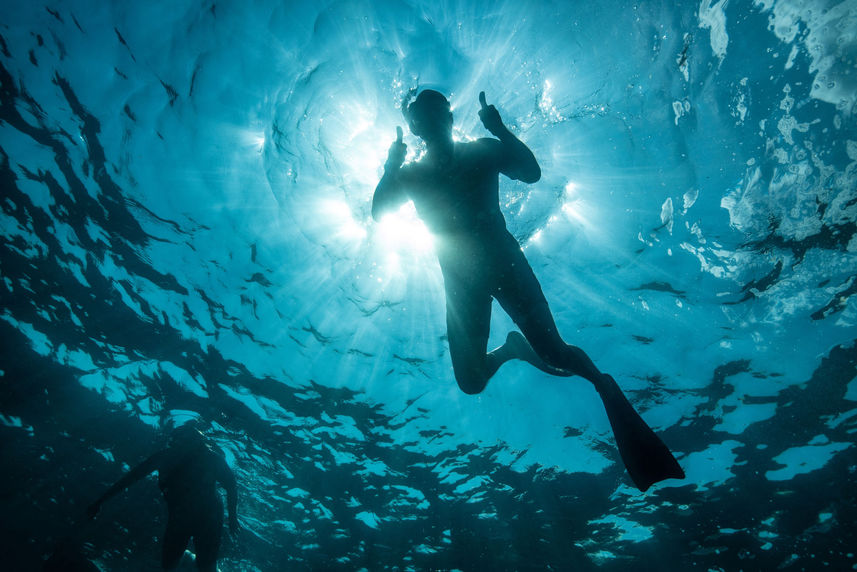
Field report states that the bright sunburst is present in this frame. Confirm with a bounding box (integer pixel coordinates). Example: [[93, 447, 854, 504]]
[[374, 202, 434, 256]]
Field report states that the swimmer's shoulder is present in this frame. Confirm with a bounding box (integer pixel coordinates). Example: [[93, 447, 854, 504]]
[[461, 138, 503, 169], [397, 158, 429, 186]]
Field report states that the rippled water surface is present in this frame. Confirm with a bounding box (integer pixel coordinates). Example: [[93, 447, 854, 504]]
[[2, 0, 857, 569]]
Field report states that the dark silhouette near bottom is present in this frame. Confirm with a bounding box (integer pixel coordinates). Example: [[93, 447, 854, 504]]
[[87, 423, 238, 570], [373, 89, 684, 491], [43, 538, 102, 572]]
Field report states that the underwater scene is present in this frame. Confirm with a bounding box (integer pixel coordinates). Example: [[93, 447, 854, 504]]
[[2, 0, 857, 570]]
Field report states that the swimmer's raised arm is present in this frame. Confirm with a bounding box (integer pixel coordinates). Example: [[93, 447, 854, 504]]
[[86, 451, 164, 519], [478, 91, 541, 184], [372, 126, 408, 221]]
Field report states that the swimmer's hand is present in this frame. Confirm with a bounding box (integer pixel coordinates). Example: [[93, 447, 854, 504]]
[[478, 91, 505, 137], [385, 126, 407, 169]]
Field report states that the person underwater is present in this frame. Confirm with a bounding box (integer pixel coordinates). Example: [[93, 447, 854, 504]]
[[372, 88, 684, 492], [87, 422, 239, 570]]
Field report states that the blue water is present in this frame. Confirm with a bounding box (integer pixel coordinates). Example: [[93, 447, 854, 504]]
[[2, 0, 856, 569]]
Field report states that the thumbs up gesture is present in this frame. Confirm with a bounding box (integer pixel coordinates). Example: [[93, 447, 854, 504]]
[[478, 91, 505, 137], [385, 126, 407, 169]]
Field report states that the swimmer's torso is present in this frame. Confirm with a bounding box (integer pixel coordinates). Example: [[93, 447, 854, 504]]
[[157, 446, 221, 512], [400, 140, 508, 238], [398, 139, 528, 281]]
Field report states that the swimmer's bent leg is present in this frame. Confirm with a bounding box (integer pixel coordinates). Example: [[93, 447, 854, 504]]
[[192, 504, 223, 572], [496, 257, 684, 490], [524, 336, 684, 490], [162, 516, 191, 570], [444, 278, 494, 395]]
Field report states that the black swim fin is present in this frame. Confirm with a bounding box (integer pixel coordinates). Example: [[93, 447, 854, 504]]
[[597, 375, 685, 492]]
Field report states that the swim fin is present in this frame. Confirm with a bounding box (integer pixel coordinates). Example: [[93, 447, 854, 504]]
[[596, 375, 685, 492]]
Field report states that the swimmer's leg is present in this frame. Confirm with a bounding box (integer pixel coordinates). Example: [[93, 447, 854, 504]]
[[489, 330, 560, 376], [497, 330, 579, 378], [521, 321, 684, 490], [445, 287, 493, 394], [162, 517, 192, 570], [496, 262, 685, 491], [494, 271, 603, 383], [192, 507, 222, 572], [445, 272, 528, 394]]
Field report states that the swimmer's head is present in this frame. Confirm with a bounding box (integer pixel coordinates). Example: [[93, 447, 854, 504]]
[[169, 421, 206, 449], [405, 90, 452, 141]]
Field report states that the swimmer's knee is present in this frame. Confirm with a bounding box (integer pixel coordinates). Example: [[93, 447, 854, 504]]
[[458, 380, 486, 395], [453, 367, 487, 395], [448, 351, 490, 394]]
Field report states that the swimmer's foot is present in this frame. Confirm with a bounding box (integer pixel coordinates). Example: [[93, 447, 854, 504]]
[[596, 374, 685, 491], [503, 331, 572, 377]]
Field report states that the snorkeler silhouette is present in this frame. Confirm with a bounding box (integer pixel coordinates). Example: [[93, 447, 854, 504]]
[[373, 89, 684, 491], [86, 423, 238, 571]]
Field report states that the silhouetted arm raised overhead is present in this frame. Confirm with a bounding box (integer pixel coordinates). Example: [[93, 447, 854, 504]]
[[372, 126, 409, 221], [478, 91, 541, 184], [86, 451, 164, 519]]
